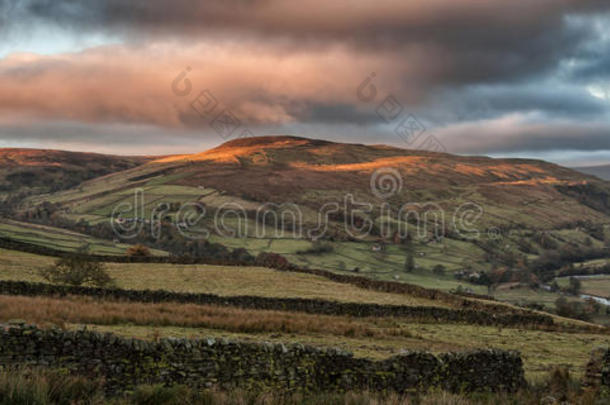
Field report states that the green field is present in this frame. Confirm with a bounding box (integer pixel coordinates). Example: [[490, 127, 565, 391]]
[[81, 321, 608, 380], [493, 285, 584, 309], [207, 235, 491, 292], [2, 216, 609, 318], [557, 275, 610, 299], [0, 220, 167, 256], [11, 145, 610, 309], [0, 249, 606, 381], [0, 248, 448, 307]]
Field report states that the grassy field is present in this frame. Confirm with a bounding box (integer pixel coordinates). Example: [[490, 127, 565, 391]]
[[1, 247, 607, 330], [0, 220, 167, 256], [0, 245, 608, 383], [0, 367, 601, 405], [0, 248, 449, 308], [557, 275, 610, 298], [211, 236, 491, 293], [14, 163, 610, 301], [73, 316, 608, 380], [0, 293, 605, 380], [493, 285, 577, 309]]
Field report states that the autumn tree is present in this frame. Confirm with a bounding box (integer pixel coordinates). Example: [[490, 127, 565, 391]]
[[40, 257, 113, 287]]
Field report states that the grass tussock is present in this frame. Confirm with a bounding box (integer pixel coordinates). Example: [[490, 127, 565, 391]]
[[0, 368, 105, 405], [0, 294, 413, 339]]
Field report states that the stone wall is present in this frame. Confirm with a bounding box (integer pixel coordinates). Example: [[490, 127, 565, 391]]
[[0, 280, 554, 327], [584, 347, 610, 391], [0, 324, 526, 395], [0, 236, 542, 316]]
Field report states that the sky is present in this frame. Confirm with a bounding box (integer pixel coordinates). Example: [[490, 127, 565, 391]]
[[0, 1, 610, 166]]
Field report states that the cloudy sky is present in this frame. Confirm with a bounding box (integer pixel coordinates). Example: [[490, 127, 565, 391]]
[[0, 0, 609, 166]]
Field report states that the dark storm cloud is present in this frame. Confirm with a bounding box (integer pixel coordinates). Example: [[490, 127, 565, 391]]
[[290, 104, 380, 125], [436, 118, 610, 154], [3, 0, 609, 86], [424, 83, 610, 124], [0, 119, 222, 154], [571, 51, 610, 82], [1, 0, 610, 159]]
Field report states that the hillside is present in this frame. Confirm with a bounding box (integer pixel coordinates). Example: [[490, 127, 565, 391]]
[[6, 136, 610, 313], [27, 135, 610, 230], [1, 137, 610, 401], [154, 136, 606, 229], [573, 164, 610, 181], [0, 148, 150, 198]]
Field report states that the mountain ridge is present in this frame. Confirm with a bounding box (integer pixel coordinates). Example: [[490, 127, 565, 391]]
[[0, 148, 152, 196], [9, 135, 607, 233], [573, 164, 610, 181]]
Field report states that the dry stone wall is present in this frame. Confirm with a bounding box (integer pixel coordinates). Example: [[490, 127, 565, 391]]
[[584, 347, 610, 392], [0, 237, 548, 318], [0, 280, 554, 327], [0, 324, 526, 395]]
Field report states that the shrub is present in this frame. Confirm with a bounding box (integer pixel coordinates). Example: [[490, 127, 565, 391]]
[[297, 241, 334, 255], [39, 257, 113, 287], [0, 368, 105, 405], [230, 247, 254, 263], [554, 297, 589, 321], [539, 233, 559, 250], [432, 265, 446, 276], [523, 302, 545, 311], [566, 277, 582, 296], [255, 252, 291, 270], [126, 244, 152, 257]]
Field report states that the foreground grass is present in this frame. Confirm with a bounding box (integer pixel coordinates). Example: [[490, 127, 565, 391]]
[[0, 368, 604, 405], [85, 322, 607, 381], [0, 248, 605, 334], [0, 292, 600, 380], [0, 295, 414, 339]]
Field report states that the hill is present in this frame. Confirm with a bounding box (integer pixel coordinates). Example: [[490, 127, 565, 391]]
[[6, 136, 610, 312], [149, 136, 608, 229], [573, 164, 610, 181], [0, 148, 150, 198], [25, 136, 610, 225], [1, 137, 609, 401]]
